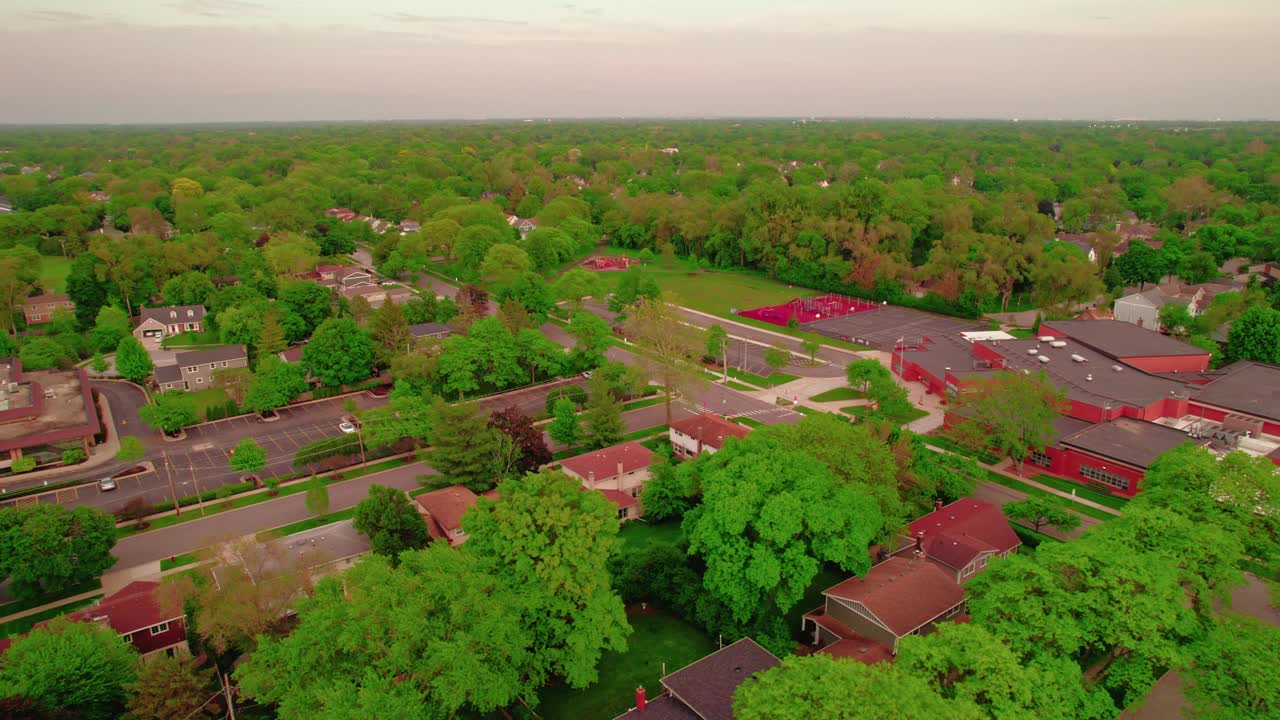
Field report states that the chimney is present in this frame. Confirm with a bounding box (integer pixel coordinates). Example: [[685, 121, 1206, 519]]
[[588, 471, 595, 485], [934, 498, 943, 512], [617, 461, 625, 479], [636, 687, 647, 711], [914, 531, 924, 552]]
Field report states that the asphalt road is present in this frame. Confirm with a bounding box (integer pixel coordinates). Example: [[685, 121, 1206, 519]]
[[110, 461, 432, 568]]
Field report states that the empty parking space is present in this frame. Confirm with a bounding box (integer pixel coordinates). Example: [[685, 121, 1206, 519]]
[[803, 306, 983, 350]]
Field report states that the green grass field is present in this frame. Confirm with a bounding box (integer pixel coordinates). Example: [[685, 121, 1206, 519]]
[[731, 417, 765, 428], [0, 595, 103, 638], [1031, 473, 1130, 510], [617, 519, 683, 553], [38, 256, 72, 294], [809, 387, 865, 403], [842, 404, 929, 425], [185, 387, 230, 417], [537, 612, 716, 720]]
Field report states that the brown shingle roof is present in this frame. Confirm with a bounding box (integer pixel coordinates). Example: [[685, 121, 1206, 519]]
[[414, 485, 478, 537], [138, 305, 206, 325], [1191, 361, 1280, 423], [660, 638, 780, 720], [822, 556, 965, 637], [559, 442, 654, 482]]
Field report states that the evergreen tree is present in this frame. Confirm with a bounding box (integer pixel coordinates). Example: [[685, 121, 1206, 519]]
[[256, 305, 287, 359], [548, 397, 582, 449], [369, 298, 411, 365], [425, 398, 503, 491], [582, 376, 625, 449]]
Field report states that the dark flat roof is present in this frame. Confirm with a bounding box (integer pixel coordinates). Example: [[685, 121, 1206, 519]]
[[1041, 320, 1209, 359], [1191, 361, 1280, 423], [984, 337, 1189, 410], [174, 345, 246, 366], [409, 322, 451, 338], [1060, 417, 1197, 469], [661, 638, 779, 720]]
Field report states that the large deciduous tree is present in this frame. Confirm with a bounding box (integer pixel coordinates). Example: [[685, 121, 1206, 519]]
[[1002, 495, 1082, 534], [0, 618, 138, 720], [946, 370, 1067, 473], [462, 470, 630, 689], [623, 295, 705, 425], [113, 335, 154, 385], [581, 375, 625, 449], [1226, 305, 1280, 364], [245, 356, 308, 414], [124, 653, 219, 720], [302, 317, 374, 388], [235, 546, 534, 719], [488, 405, 552, 474], [0, 505, 117, 601], [138, 390, 198, 433]]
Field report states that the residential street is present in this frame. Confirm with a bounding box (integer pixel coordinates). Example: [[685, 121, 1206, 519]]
[[109, 461, 434, 569]]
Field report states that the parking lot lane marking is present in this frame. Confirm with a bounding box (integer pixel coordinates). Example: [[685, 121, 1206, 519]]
[[296, 425, 316, 443]]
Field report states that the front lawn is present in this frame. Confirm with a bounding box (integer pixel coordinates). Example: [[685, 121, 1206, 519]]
[[726, 367, 799, 389], [809, 387, 865, 403], [186, 387, 230, 418], [537, 612, 716, 720], [842, 404, 929, 425], [618, 519, 683, 553], [162, 330, 222, 348], [38, 255, 72, 294]]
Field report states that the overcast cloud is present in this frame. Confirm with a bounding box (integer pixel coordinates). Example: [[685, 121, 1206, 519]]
[[1, 0, 1277, 123]]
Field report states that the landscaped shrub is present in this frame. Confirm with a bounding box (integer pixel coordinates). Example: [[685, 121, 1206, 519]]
[[311, 385, 342, 400], [61, 448, 86, 465], [544, 385, 588, 415], [10, 457, 36, 473]]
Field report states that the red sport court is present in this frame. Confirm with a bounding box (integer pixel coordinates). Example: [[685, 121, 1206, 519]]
[[737, 293, 880, 326]]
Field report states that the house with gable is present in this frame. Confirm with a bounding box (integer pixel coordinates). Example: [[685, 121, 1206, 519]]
[[134, 305, 207, 342], [668, 413, 751, 459], [0, 581, 187, 660], [558, 441, 655, 496], [615, 638, 780, 720], [895, 499, 1022, 583], [414, 485, 479, 546]]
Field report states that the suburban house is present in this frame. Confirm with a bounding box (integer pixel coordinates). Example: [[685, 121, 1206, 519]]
[[895, 499, 1022, 583], [340, 284, 412, 309], [409, 322, 453, 344], [802, 555, 966, 661], [0, 580, 187, 660], [155, 345, 248, 392], [0, 358, 101, 470], [893, 318, 1280, 497], [415, 485, 479, 546], [558, 442, 655, 496], [1054, 232, 1098, 263], [668, 413, 751, 459], [22, 293, 75, 325], [1113, 286, 1206, 330], [615, 638, 780, 720], [507, 215, 537, 236], [134, 305, 207, 342], [304, 264, 374, 289], [326, 207, 358, 222], [598, 488, 643, 523], [399, 220, 421, 234]]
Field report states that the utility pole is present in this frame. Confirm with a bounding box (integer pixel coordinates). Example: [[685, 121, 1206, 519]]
[[720, 337, 728, 383], [222, 672, 237, 720], [190, 462, 206, 516], [161, 452, 180, 517]]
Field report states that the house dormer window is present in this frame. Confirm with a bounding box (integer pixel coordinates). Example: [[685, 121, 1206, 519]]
[[186, 309, 194, 317], [169, 311, 177, 319]]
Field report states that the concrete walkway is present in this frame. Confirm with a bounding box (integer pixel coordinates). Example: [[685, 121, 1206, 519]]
[[0, 587, 106, 625]]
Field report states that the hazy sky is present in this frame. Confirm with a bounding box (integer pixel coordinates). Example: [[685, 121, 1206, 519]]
[[2, 0, 1278, 123]]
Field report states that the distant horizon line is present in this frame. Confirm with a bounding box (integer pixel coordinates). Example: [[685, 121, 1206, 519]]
[[1, 114, 1279, 129]]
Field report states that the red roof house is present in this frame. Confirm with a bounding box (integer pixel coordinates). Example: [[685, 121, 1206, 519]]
[[668, 413, 751, 458], [557, 441, 655, 495], [900, 499, 1022, 582], [0, 581, 187, 658], [414, 485, 479, 546]]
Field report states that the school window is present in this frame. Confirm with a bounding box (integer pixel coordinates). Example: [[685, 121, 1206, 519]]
[[1029, 451, 1052, 468], [1080, 465, 1129, 491], [150, 622, 169, 635]]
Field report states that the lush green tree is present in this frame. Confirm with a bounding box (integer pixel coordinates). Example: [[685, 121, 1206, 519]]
[[548, 397, 582, 448], [479, 243, 531, 288], [353, 484, 431, 564], [488, 405, 552, 474], [369, 297, 411, 365], [683, 436, 883, 653], [463, 470, 630, 688], [245, 356, 308, 414], [123, 653, 218, 720], [0, 334, 18, 361], [734, 654, 984, 720], [0, 617, 137, 720], [1226, 305, 1280, 364], [17, 337, 71, 371], [623, 296, 705, 425], [359, 392, 434, 449], [255, 305, 288, 359], [115, 435, 145, 462], [705, 323, 729, 360], [801, 337, 821, 361], [1184, 615, 1280, 720], [425, 398, 504, 491], [161, 271, 216, 308], [553, 268, 603, 310], [582, 375, 626, 449], [514, 327, 565, 383], [566, 310, 612, 371], [278, 280, 332, 336], [89, 305, 131, 353], [1114, 242, 1167, 290], [763, 343, 791, 371], [138, 390, 198, 433], [0, 504, 117, 601], [302, 317, 374, 387], [498, 271, 553, 317], [304, 473, 330, 519], [1002, 495, 1082, 534], [236, 546, 534, 719], [846, 358, 890, 394], [1157, 302, 1196, 337], [229, 437, 267, 476], [113, 335, 154, 385], [64, 253, 108, 328], [947, 371, 1068, 472]]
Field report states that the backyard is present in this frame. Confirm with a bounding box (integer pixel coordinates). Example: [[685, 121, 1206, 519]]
[[617, 519, 683, 552], [38, 255, 72, 294], [186, 387, 231, 418], [536, 611, 716, 720]]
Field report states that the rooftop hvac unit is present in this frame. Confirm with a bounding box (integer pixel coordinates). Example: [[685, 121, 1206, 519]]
[[1085, 374, 1094, 381], [1038, 355, 1050, 363], [1038, 335, 1055, 342], [1112, 364, 1124, 372], [1050, 341, 1067, 348], [6, 382, 17, 393], [1071, 354, 1086, 363], [1027, 348, 1038, 355]]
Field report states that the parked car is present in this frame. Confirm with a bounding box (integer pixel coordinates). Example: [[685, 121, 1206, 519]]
[[98, 476, 117, 492], [339, 421, 357, 434], [582, 371, 593, 379]]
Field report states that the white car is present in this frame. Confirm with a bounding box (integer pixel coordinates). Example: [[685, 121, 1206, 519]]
[[582, 371, 593, 379], [338, 421, 358, 434], [98, 476, 117, 492]]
